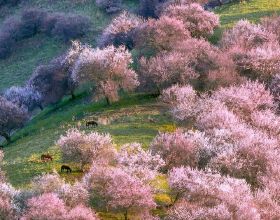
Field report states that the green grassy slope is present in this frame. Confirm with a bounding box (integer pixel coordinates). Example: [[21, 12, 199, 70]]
[[2, 93, 175, 187], [211, 0, 280, 42], [2, 0, 280, 189], [216, 0, 280, 28]]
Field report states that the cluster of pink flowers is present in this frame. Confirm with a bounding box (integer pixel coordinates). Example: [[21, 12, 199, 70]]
[[103, 11, 144, 35], [151, 129, 211, 170], [57, 129, 116, 169], [21, 193, 98, 220], [72, 45, 139, 104], [116, 142, 165, 182], [222, 19, 280, 80], [159, 80, 280, 217], [135, 15, 191, 53], [162, 3, 219, 37], [167, 167, 260, 219], [84, 165, 156, 219]]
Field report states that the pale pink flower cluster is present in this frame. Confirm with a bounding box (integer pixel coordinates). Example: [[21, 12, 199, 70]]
[[141, 37, 239, 92], [57, 129, 116, 168], [30, 172, 89, 208], [72, 45, 139, 103], [221, 19, 276, 50], [136, 15, 190, 53], [167, 167, 260, 219], [222, 19, 280, 79], [0, 96, 28, 143], [162, 3, 219, 37], [160, 84, 198, 120], [31, 172, 65, 194], [104, 11, 144, 35], [59, 182, 89, 208], [21, 193, 98, 220], [151, 130, 211, 170], [212, 80, 274, 119], [261, 15, 280, 44], [160, 81, 280, 217], [84, 165, 156, 219], [140, 52, 198, 90], [0, 150, 4, 182], [116, 142, 165, 182], [0, 182, 19, 219]]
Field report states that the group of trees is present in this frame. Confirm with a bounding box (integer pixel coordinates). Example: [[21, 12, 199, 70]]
[[2, 0, 280, 218], [0, 129, 165, 219], [158, 80, 280, 218], [0, 8, 90, 59]]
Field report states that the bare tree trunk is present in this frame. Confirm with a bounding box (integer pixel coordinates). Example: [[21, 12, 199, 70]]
[[0, 132, 11, 144]]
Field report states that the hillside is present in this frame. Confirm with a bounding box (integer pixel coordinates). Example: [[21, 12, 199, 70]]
[[1, 0, 280, 219], [3, 92, 176, 187], [1, 0, 280, 189]]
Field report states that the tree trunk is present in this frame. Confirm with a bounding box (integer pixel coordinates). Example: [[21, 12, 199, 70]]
[[105, 97, 111, 105], [38, 103, 43, 110], [124, 210, 128, 220], [0, 132, 11, 144], [70, 90, 76, 99]]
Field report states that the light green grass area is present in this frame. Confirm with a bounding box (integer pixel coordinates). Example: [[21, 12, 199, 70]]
[[216, 0, 280, 28], [2, 93, 175, 188], [211, 0, 280, 42]]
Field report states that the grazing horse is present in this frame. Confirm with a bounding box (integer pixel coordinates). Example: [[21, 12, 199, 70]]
[[86, 120, 98, 127], [41, 154, 53, 162], [61, 165, 72, 173]]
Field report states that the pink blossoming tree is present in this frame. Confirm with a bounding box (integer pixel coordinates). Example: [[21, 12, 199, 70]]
[[72, 45, 139, 104], [84, 166, 156, 220], [57, 129, 116, 169]]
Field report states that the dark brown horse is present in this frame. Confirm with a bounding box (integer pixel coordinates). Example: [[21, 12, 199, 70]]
[[86, 120, 98, 127], [61, 165, 72, 173], [41, 154, 53, 162]]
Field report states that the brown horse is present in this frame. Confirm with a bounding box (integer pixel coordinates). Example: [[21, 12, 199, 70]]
[[61, 165, 72, 173], [41, 154, 53, 162], [86, 120, 98, 127]]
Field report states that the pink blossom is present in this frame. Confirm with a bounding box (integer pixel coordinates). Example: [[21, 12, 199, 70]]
[[135, 15, 191, 55], [57, 129, 116, 169], [84, 165, 156, 219], [72, 45, 139, 104], [151, 130, 211, 170], [167, 167, 260, 219], [162, 3, 219, 37], [116, 142, 165, 182]]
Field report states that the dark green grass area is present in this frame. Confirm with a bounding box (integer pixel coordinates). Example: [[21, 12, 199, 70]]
[[2, 93, 175, 188]]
